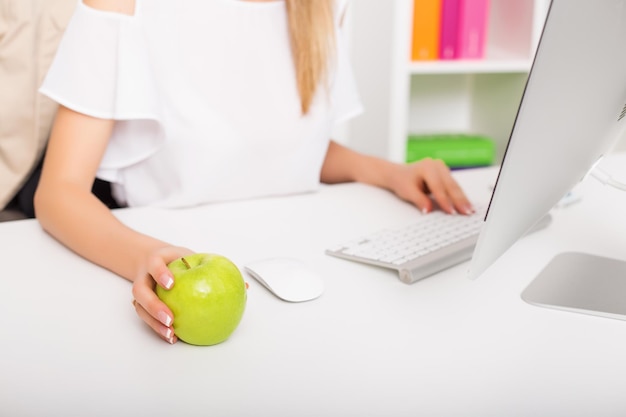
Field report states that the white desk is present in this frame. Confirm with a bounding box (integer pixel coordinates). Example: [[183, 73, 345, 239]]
[[3, 154, 626, 416]]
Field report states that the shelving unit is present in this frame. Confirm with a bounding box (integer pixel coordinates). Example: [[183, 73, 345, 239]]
[[346, 0, 551, 164]]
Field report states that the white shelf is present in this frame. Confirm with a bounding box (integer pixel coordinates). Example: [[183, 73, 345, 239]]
[[407, 59, 532, 75], [346, 0, 550, 164]]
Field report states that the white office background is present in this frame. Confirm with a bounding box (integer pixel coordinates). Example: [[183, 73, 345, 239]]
[[337, 0, 626, 159]]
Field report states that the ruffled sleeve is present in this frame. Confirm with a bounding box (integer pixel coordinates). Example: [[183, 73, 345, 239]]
[[40, 1, 158, 119], [39, 1, 163, 178]]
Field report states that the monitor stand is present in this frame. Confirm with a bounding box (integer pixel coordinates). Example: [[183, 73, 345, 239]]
[[521, 252, 626, 321]]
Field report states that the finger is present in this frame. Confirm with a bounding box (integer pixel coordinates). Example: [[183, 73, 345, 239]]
[[432, 163, 475, 214], [147, 255, 175, 290], [422, 159, 476, 215], [147, 246, 193, 290], [132, 273, 174, 331], [405, 187, 434, 214], [133, 298, 177, 344], [387, 161, 430, 213], [419, 160, 455, 214], [444, 179, 474, 215]]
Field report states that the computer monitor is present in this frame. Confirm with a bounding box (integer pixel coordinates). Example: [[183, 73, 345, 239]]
[[467, 0, 626, 319]]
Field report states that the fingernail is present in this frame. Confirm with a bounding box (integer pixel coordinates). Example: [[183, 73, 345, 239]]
[[163, 327, 175, 344], [158, 311, 172, 327], [161, 274, 174, 289], [163, 327, 173, 340], [421, 207, 429, 214]]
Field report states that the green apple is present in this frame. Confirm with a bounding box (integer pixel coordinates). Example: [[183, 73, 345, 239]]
[[156, 253, 247, 346]]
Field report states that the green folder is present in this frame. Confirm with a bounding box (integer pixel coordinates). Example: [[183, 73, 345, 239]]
[[406, 134, 495, 168]]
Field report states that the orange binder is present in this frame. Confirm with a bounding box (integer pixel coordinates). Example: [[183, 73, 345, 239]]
[[411, 0, 442, 61]]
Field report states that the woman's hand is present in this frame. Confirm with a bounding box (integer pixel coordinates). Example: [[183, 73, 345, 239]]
[[387, 158, 474, 215], [132, 245, 194, 344], [321, 141, 474, 215]]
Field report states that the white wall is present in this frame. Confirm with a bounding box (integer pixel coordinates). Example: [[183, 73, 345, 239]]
[[341, 0, 395, 158]]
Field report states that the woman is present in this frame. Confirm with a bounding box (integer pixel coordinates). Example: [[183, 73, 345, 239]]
[[35, 0, 473, 344]]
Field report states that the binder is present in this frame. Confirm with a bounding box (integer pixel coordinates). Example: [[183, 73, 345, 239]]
[[439, 0, 461, 59], [406, 134, 496, 168], [411, 0, 442, 61], [456, 0, 490, 59]]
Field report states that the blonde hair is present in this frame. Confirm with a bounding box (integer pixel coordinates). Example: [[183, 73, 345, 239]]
[[285, 0, 336, 114]]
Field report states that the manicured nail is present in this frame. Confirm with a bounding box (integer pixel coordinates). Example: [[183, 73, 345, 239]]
[[422, 207, 429, 214], [160, 274, 174, 289], [158, 311, 172, 327], [163, 327, 175, 344], [163, 327, 173, 340]]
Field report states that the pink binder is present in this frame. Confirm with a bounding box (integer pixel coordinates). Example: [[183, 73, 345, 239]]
[[457, 0, 490, 59], [439, 0, 461, 59]]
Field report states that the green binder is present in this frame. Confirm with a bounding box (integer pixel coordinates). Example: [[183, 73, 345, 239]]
[[406, 133, 495, 168]]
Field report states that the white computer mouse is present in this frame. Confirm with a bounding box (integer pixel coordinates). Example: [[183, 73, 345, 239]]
[[244, 257, 324, 302]]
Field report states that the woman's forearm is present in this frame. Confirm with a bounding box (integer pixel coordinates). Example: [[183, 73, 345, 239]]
[[33, 105, 174, 283], [34, 181, 168, 283], [320, 140, 396, 188]]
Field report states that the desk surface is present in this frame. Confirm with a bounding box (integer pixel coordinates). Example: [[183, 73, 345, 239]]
[[3, 155, 626, 416]]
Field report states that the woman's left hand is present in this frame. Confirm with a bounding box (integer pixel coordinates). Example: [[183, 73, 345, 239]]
[[320, 141, 475, 215], [387, 157, 474, 215]]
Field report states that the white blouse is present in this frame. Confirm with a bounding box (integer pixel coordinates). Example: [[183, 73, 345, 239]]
[[40, 0, 362, 207]]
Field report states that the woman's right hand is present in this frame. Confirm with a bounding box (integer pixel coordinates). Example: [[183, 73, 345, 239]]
[[132, 245, 194, 344]]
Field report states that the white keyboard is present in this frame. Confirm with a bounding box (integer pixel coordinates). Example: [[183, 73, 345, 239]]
[[326, 206, 553, 284], [326, 207, 486, 284]]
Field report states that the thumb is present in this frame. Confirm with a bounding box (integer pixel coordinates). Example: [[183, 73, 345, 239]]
[[149, 246, 194, 289], [405, 188, 433, 214]]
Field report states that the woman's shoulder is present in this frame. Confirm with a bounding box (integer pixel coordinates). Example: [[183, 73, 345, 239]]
[[82, 0, 136, 16]]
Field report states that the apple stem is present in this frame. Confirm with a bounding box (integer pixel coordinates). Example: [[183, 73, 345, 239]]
[[181, 257, 191, 269]]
